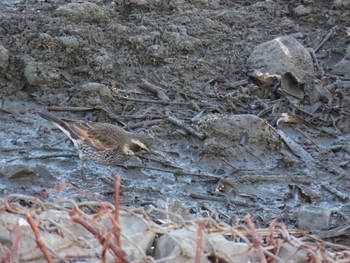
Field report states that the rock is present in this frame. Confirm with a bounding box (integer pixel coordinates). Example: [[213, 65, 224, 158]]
[[80, 82, 106, 92], [332, 59, 350, 77], [198, 114, 280, 150], [167, 200, 191, 223], [154, 229, 254, 262], [297, 206, 332, 230], [55, 3, 107, 23], [56, 36, 79, 50], [197, 114, 281, 169], [278, 243, 309, 262], [332, 45, 350, 77], [3, 164, 37, 180], [247, 36, 314, 87], [331, 44, 350, 77], [80, 82, 112, 99], [333, 0, 350, 9], [293, 5, 311, 16], [0, 44, 9, 69], [129, 0, 162, 8], [346, 44, 350, 59], [0, 206, 156, 261], [24, 61, 61, 86], [23, 61, 40, 85], [104, 211, 156, 260]]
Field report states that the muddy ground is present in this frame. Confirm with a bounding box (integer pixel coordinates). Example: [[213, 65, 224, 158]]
[[1, 0, 350, 249]]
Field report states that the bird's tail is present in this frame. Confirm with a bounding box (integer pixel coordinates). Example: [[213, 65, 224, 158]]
[[38, 112, 67, 126], [38, 112, 78, 140]]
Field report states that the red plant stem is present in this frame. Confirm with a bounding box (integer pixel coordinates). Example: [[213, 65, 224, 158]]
[[114, 174, 121, 248], [9, 222, 23, 261], [69, 209, 130, 263], [26, 214, 54, 263], [244, 214, 267, 263], [195, 221, 205, 263]]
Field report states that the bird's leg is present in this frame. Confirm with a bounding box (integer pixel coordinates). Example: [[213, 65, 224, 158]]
[[107, 165, 113, 176], [80, 158, 84, 176]]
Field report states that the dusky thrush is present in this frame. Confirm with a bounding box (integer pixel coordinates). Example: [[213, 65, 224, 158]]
[[38, 112, 151, 171]]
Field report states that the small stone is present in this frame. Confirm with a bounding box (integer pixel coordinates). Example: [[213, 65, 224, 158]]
[[0, 45, 9, 69], [167, 200, 191, 222], [333, 0, 350, 9], [293, 5, 311, 16], [345, 44, 350, 59], [55, 3, 107, 23], [332, 59, 350, 76], [80, 82, 106, 92], [24, 62, 41, 85], [57, 36, 79, 50], [297, 206, 331, 230]]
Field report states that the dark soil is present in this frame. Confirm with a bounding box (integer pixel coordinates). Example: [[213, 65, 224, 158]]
[[1, 0, 350, 246]]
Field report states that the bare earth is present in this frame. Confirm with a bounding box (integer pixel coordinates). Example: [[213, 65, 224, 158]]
[[0, 0, 350, 253]]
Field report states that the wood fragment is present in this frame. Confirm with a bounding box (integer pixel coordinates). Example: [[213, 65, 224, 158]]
[[0, 107, 15, 114], [114, 175, 121, 247], [195, 221, 204, 263], [126, 119, 164, 129], [278, 130, 316, 176], [224, 79, 249, 90], [166, 115, 205, 140], [321, 182, 349, 201], [114, 95, 207, 107], [23, 153, 78, 160], [139, 79, 170, 101], [47, 107, 94, 112], [190, 193, 261, 208], [244, 214, 267, 263], [314, 26, 337, 53], [26, 214, 54, 263], [308, 48, 324, 75]]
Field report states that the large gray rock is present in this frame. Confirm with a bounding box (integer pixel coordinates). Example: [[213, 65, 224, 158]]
[[55, 3, 107, 23], [247, 36, 314, 85]]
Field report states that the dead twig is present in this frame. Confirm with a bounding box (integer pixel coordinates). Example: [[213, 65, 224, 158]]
[[224, 79, 249, 90], [46, 107, 94, 112], [308, 48, 324, 75], [26, 213, 54, 263], [0, 107, 15, 114], [314, 26, 337, 53], [2, 221, 23, 263], [137, 154, 186, 170], [114, 95, 207, 107], [69, 209, 130, 263], [195, 221, 205, 263], [320, 182, 349, 201], [165, 115, 205, 140], [114, 174, 121, 248], [126, 119, 164, 129], [117, 114, 165, 120], [139, 79, 170, 101], [190, 193, 261, 208], [23, 153, 78, 160], [244, 214, 267, 263]]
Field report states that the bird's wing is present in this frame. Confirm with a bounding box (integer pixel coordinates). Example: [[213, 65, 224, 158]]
[[67, 122, 125, 151]]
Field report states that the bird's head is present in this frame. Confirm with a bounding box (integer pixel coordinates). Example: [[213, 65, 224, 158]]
[[122, 135, 151, 156]]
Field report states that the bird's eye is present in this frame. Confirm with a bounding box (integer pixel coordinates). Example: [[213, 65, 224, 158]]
[[129, 143, 141, 153]]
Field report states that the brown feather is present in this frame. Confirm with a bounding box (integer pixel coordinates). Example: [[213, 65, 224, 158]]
[[65, 122, 128, 151], [39, 112, 151, 158]]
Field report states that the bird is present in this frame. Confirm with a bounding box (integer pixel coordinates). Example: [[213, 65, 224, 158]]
[[38, 112, 151, 172]]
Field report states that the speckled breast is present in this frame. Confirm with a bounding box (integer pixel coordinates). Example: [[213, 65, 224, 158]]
[[77, 144, 128, 165]]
